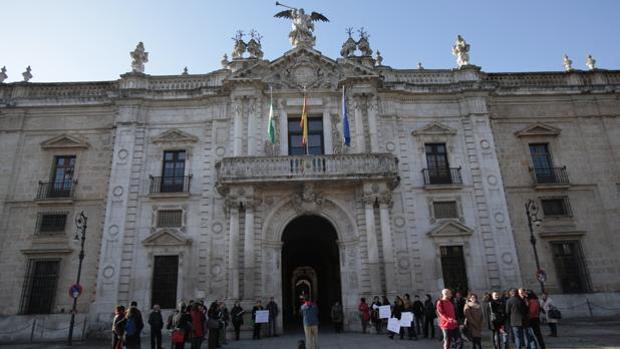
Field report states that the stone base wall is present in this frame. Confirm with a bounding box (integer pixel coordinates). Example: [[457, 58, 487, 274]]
[[0, 314, 87, 344]]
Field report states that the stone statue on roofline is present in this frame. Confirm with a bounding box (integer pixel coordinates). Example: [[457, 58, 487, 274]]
[[247, 30, 264, 60], [130, 42, 148, 73], [452, 35, 470, 68], [562, 53, 573, 71], [585, 54, 596, 70], [231, 30, 247, 59], [22, 66, 32, 82], [274, 2, 329, 48], [0, 66, 7, 83]]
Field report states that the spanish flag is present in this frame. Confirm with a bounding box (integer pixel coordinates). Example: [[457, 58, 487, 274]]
[[300, 93, 308, 153]]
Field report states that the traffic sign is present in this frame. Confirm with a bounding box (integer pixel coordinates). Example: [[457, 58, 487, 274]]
[[69, 284, 83, 299], [535, 269, 547, 283]]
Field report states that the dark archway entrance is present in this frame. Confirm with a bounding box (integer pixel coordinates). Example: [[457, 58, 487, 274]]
[[281, 215, 341, 330]]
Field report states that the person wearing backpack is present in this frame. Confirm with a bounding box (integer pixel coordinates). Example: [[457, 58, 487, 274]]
[[124, 306, 142, 349]]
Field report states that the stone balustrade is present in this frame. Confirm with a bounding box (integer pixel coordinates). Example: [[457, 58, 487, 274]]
[[216, 153, 399, 185]]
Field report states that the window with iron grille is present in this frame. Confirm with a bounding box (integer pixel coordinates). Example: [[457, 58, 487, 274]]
[[433, 201, 459, 219], [20, 260, 60, 314], [440, 246, 468, 294], [157, 210, 183, 228], [37, 212, 68, 233], [541, 197, 572, 217], [425, 143, 451, 184], [161, 151, 186, 192], [152, 255, 178, 309], [551, 241, 590, 293]]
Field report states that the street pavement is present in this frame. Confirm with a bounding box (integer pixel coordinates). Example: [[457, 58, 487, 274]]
[[1, 317, 619, 349]]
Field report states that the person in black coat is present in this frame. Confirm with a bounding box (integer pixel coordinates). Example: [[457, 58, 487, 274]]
[[389, 296, 406, 340], [231, 301, 245, 340], [412, 295, 425, 336], [423, 294, 437, 339], [488, 292, 507, 349], [148, 304, 164, 349], [505, 288, 528, 349], [207, 301, 222, 349]]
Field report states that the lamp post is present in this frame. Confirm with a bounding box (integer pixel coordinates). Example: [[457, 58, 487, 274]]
[[67, 210, 87, 346], [525, 200, 545, 294]]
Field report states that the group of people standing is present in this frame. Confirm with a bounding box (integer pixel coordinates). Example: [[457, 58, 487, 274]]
[[111, 297, 280, 349]]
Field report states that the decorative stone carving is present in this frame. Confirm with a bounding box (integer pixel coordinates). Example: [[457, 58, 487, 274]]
[[221, 53, 229, 68], [451, 35, 470, 68], [331, 113, 344, 154], [586, 54, 596, 70], [293, 183, 324, 213], [247, 30, 264, 59], [22, 65, 32, 82], [152, 128, 198, 144], [274, 7, 329, 48], [0, 66, 7, 83], [411, 121, 457, 137], [427, 221, 474, 238], [357, 27, 373, 57], [340, 28, 357, 58], [40, 134, 90, 149], [142, 230, 191, 247], [374, 50, 383, 66], [182, 67, 188, 75], [514, 122, 561, 137], [231, 31, 247, 59], [562, 54, 573, 71], [130, 42, 148, 73]]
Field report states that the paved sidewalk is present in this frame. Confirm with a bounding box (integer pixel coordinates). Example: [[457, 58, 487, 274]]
[[1, 317, 619, 349]]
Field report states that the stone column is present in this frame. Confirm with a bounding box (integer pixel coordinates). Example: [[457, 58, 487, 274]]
[[278, 99, 288, 156], [232, 98, 243, 156], [367, 96, 379, 153], [364, 196, 381, 295], [353, 97, 366, 153], [323, 108, 333, 155], [379, 195, 396, 294], [247, 98, 257, 156], [243, 198, 256, 299], [227, 198, 240, 300]]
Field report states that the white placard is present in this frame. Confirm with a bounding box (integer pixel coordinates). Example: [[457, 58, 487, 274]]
[[400, 312, 413, 327], [254, 310, 269, 323], [378, 305, 391, 319], [387, 317, 401, 333]]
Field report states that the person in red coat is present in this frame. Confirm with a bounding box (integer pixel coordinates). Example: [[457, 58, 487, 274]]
[[358, 297, 371, 333], [436, 289, 463, 349]]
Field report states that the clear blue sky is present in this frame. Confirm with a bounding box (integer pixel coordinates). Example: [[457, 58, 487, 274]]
[[2, 0, 619, 82]]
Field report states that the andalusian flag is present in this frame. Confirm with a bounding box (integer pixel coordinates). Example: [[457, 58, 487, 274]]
[[300, 93, 309, 153], [267, 87, 276, 144]]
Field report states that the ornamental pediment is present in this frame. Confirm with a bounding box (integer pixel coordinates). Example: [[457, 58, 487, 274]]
[[412, 122, 457, 136], [142, 230, 191, 247], [152, 128, 198, 144], [229, 47, 378, 89], [40, 134, 90, 150], [427, 221, 473, 238], [514, 123, 561, 137]]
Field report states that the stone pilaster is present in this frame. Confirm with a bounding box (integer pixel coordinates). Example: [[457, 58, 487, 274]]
[[232, 98, 243, 156], [226, 197, 240, 300], [242, 194, 256, 300], [363, 194, 381, 295], [247, 98, 257, 156], [353, 97, 367, 153], [367, 95, 379, 153], [378, 195, 396, 294]]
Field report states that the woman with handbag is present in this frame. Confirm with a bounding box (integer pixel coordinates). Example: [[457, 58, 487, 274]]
[[171, 303, 192, 349], [541, 293, 559, 337]]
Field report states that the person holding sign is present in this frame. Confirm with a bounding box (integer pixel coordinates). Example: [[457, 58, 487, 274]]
[[389, 296, 405, 340], [251, 299, 264, 340]]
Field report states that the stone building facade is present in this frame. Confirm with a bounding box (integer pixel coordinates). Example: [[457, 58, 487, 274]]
[[0, 25, 619, 338]]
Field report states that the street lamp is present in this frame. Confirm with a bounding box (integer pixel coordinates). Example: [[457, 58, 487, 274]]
[[525, 199, 545, 294], [67, 210, 87, 346]]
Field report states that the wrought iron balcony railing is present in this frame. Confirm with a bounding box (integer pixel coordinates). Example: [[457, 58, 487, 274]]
[[530, 166, 569, 185], [216, 153, 399, 185], [149, 175, 191, 194], [36, 180, 76, 200], [422, 167, 463, 186]]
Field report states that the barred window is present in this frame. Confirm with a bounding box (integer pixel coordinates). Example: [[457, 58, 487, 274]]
[[37, 213, 68, 233], [551, 241, 589, 293], [157, 210, 183, 227], [20, 260, 60, 314], [541, 197, 572, 217], [433, 201, 458, 219]]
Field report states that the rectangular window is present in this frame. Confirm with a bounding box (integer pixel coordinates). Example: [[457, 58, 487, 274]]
[[440, 246, 468, 294], [152, 255, 179, 309], [50, 155, 76, 197], [551, 241, 589, 293], [161, 151, 186, 192], [433, 201, 459, 219], [21, 260, 60, 314], [529, 143, 554, 182], [541, 197, 572, 217], [37, 213, 68, 233], [288, 117, 324, 155], [157, 210, 183, 228], [425, 143, 451, 184]]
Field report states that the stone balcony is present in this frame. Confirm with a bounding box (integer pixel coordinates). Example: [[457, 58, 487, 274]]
[[215, 153, 399, 186]]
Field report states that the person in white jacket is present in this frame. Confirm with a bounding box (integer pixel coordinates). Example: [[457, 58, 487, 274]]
[[540, 293, 558, 337]]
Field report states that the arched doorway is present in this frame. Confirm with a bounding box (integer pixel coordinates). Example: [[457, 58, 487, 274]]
[[281, 215, 342, 329]]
